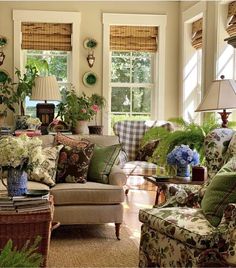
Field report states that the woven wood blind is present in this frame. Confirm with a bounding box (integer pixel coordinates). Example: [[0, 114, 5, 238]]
[[192, 18, 203, 49], [110, 25, 158, 52], [226, 1, 236, 37], [21, 22, 72, 51]]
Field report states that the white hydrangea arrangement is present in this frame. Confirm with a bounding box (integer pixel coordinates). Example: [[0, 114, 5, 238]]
[[0, 134, 43, 170], [26, 117, 41, 127]]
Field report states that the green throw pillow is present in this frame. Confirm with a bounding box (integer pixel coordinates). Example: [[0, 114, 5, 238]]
[[88, 144, 121, 184], [201, 157, 236, 227]]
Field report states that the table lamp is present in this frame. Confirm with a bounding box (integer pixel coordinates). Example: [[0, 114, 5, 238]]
[[31, 75, 61, 134], [195, 75, 236, 128]]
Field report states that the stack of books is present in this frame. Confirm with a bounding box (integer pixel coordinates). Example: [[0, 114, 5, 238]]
[[0, 193, 50, 213], [0, 127, 13, 136], [14, 129, 42, 137]]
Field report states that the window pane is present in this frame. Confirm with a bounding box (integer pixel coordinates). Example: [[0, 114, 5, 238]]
[[132, 55, 152, 83], [112, 51, 130, 57], [132, 87, 151, 113], [111, 87, 130, 112], [111, 57, 131, 83], [48, 56, 68, 82]]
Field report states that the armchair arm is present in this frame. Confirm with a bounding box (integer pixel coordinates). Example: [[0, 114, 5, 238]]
[[108, 165, 127, 186], [154, 184, 202, 208], [219, 203, 236, 231]]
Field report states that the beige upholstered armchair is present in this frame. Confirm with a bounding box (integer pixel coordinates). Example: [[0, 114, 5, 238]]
[[139, 128, 236, 267]]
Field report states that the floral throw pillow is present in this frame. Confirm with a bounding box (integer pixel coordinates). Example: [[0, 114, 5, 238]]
[[54, 132, 88, 148], [136, 139, 159, 161], [55, 136, 94, 183], [29, 145, 63, 186]]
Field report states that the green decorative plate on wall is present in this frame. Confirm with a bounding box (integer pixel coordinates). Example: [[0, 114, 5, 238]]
[[0, 36, 7, 48], [83, 71, 97, 87], [83, 38, 97, 49], [0, 70, 9, 84]]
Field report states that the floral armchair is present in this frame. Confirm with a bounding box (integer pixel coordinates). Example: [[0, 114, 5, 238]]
[[139, 128, 236, 267]]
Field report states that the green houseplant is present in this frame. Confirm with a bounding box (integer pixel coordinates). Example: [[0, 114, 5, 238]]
[[88, 93, 106, 135], [0, 65, 38, 117], [141, 116, 219, 171], [57, 89, 103, 134], [0, 237, 43, 267]]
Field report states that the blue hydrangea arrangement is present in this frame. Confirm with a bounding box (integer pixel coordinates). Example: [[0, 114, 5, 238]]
[[167, 144, 199, 167]]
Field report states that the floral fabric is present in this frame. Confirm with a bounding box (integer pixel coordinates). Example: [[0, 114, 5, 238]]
[[139, 223, 229, 268], [136, 139, 159, 161], [139, 128, 236, 267], [204, 128, 234, 180], [29, 145, 63, 186], [139, 207, 219, 249], [56, 142, 94, 183]]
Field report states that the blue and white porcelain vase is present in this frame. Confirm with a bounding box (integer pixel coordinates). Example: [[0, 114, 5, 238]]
[[5, 167, 27, 196], [176, 164, 190, 180]]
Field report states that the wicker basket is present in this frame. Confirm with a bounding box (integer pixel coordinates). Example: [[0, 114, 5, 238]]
[[0, 199, 54, 267]]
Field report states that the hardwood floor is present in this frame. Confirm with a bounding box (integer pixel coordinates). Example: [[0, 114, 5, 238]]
[[122, 178, 156, 244]]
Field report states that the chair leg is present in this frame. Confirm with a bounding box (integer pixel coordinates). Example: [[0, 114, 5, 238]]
[[115, 223, 121, 240]]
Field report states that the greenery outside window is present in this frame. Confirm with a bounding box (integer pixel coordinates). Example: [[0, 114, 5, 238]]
[[110, 51, 154, 129], [23, 50, 71, 117]]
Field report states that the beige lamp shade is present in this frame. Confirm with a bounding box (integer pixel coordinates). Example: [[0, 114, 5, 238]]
[[31, 75, 61, 101], [195, 79, 236, 112]]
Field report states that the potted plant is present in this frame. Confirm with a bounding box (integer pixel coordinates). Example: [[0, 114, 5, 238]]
[[88, 93, 106, 135], [56, 89, 98, 134], [141, 116, 219, 169]]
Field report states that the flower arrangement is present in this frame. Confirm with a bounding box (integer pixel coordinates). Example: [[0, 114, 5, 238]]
[[0, 134, 43, 171], [57, 89, 106, 128], [26, 117, 41, 128], [167, 144, 199, 167]]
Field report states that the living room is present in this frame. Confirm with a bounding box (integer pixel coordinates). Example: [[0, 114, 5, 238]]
[[0, 0, 236, 267]]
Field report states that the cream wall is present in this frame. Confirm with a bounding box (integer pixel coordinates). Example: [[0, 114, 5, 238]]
[[0, 1, 179, 125]]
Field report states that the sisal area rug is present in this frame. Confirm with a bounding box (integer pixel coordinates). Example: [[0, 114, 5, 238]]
[[48, 224, 139, 267]]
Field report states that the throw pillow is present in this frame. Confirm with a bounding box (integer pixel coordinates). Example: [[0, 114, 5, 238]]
[[54, 132, 88, 148], [87, 144, 121, 184], [29, 145, 63, 186], [136, 139, 159, 161], [201, 156, 236, 227], [56, 142, 94, 183]]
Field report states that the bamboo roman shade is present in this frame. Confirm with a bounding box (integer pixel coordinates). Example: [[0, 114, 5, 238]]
[[226, 1, 236, 37], [192, 18, 203, 49], [21, 22, 72, 51], [110, 25, 158, 52]]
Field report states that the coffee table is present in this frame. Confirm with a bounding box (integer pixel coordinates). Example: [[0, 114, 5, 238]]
[[145, 176, 204, 206]]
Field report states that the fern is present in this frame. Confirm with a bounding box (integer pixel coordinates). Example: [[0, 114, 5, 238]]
[[142, 116, 220, 167], [0, 236, 43, 267]]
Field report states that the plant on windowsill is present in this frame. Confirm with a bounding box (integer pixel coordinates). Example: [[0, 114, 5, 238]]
[[88, 93, 106, 135], [0, 65, 38, 117], [56, 88, 102, 134]]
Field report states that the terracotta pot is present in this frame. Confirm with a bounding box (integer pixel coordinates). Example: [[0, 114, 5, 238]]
[[74, 120, 89, 135]]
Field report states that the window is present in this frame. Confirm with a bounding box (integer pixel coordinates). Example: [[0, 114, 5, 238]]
[[181, 2, 206, 124], [23, 49, 71, 117], [103, 14, 166, 134], [13, 9, 81, 115], [110, 51, 154, 127]]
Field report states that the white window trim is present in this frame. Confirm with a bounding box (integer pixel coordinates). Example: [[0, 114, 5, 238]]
[[102, 13, 167, 134], [180, 2, 206, 121], [13, 10, 81, 91]]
